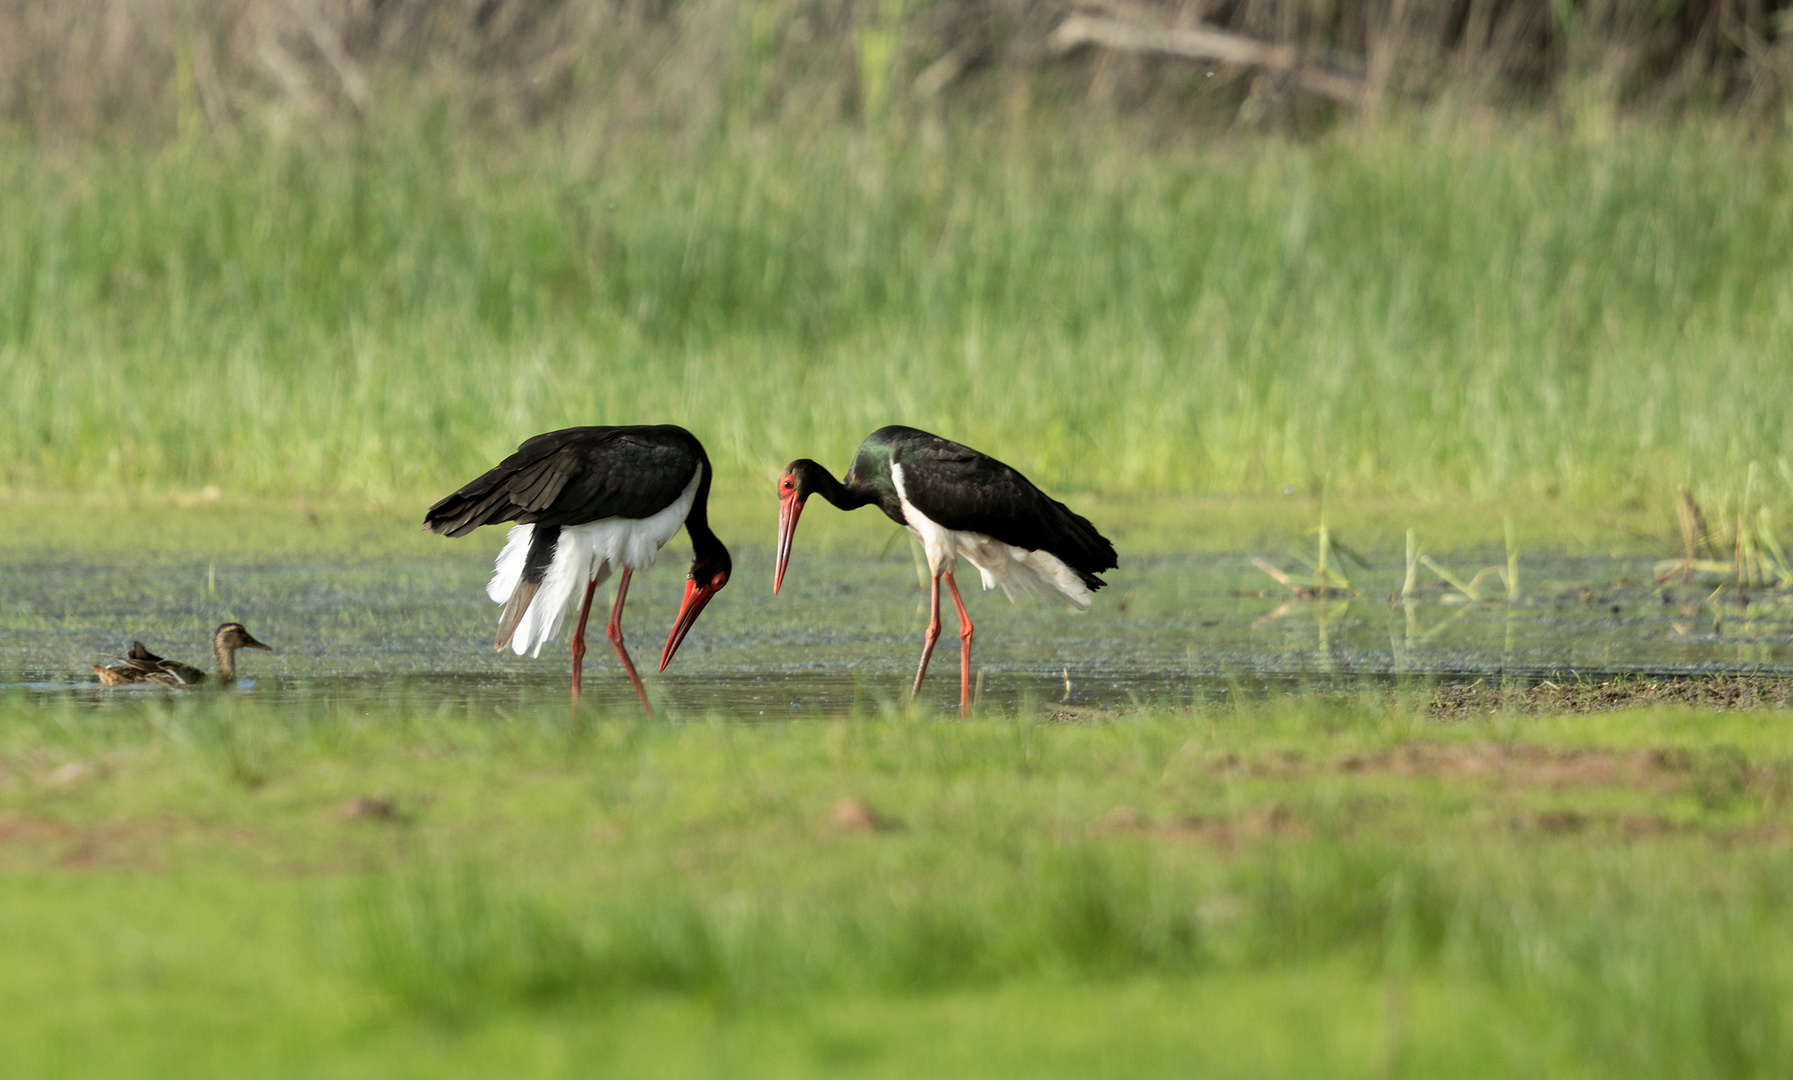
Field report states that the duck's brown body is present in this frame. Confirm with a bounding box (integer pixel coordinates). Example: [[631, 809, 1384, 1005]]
[[94, 623, 270, 687]]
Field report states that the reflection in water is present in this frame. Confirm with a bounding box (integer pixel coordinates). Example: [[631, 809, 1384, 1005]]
[[3, 548, 1791, 718]]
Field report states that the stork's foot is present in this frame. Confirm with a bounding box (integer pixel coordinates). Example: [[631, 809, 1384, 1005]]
[[911, 572, 944, 701], [570, 576, 602, 711], [945, 572, 973, 718], [608, 567, 652, 716]]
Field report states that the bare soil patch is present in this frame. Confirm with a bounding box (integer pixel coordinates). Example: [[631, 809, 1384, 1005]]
[[0, 814, 175, 870], [1429, 678, 1793, 716], [1336, 743, 1679, 789], [1098, 801, 1311, 851]]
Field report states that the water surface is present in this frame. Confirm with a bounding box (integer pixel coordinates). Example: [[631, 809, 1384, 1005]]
[[5, 546, 1790, 717]]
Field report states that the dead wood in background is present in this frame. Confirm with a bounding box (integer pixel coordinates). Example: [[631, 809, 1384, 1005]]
[[3, 0, 1792, 138], [1048, 13, 1364, 105]]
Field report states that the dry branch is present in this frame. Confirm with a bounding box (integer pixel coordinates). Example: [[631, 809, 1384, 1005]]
[[913, 43, 980, 98], [289, 1, 369, 110], [1047, 13, 1365, 106], [1250, 557, 1352, 600]]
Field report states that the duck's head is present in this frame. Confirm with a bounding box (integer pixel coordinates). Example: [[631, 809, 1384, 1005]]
[[214, 623, 272, 653]]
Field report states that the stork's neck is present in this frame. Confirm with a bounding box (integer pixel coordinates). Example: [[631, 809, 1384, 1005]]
[[685, 457, 732, 570], [804, 464, 875, 512], [686, 512, 728, 567]]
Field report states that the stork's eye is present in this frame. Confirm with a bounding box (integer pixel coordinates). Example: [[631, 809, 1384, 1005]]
[[711, 572, 729, 590]]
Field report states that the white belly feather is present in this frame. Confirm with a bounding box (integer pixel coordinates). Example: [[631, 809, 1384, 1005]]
[[891, 463, 1093, 610], [486, 466, 702, 657]]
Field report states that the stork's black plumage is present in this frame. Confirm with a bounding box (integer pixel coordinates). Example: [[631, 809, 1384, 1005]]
[[425, 425, 731, 713], [425, 426, 713, 536], [875, 427, 1115, 588], [775, 425, 1117, 714]]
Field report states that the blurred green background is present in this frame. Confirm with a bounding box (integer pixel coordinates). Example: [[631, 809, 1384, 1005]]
[[3, 0, 1791, 531]]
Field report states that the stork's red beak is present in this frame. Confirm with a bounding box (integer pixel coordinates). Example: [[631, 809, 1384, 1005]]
[[774, 493, 805, 595], [660, 578, 720, 672]]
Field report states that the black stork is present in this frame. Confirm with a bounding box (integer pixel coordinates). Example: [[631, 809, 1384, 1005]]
[[423, 425, 731, 714], [774, 425, 1117, 715]]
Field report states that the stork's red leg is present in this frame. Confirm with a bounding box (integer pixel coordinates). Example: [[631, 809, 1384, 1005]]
[[606, 567, 652, 715], [570, 575, 602, 707], [944, 571, 973, 717], [911, 571, 943, 699]]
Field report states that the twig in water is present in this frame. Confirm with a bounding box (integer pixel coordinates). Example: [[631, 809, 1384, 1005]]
[[1251, 556, 1304, 594], [1401, 530, 1422, 600], [1419, 556, 1484, 602]]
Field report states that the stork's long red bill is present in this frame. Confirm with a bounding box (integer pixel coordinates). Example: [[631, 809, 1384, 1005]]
[[660, 577, 720, 672], [774, 492, 805, 594]]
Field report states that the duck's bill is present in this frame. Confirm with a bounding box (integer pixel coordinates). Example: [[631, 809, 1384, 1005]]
[[660, 579, 719, 672], [774, 493, 805, 595], [244, 637, 273, 651]]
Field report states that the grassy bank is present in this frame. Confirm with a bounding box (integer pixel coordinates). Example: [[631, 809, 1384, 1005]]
[[3, 118, 1792, 525], [2, 691, 1791, 1077]]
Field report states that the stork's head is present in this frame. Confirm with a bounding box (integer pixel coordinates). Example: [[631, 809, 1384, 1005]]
[[775, 459, 832, 594], [660, 544, 730, 673]]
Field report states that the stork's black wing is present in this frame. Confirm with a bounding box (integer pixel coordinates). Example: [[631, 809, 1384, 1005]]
[[889, 429, 1118, 588], [423, 425, 703, 537]]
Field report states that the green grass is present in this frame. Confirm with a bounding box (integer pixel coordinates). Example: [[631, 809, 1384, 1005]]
[[4, 116, 1793, 523], [3, 691, 1793, 1077]]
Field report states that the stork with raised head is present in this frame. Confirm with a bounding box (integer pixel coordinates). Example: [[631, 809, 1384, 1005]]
[[423, 425, 731, 713], [774, 425, 1117, 715]]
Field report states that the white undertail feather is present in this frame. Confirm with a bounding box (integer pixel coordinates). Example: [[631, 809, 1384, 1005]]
[[485, 467, 703, 657], [891, 464, 1094, 611]]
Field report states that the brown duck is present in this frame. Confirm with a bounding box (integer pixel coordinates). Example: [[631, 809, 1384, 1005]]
[[94, 623, 272, 687]]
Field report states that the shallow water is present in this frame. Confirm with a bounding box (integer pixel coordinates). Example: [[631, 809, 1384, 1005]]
[[4, 545, 1791, 717]]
